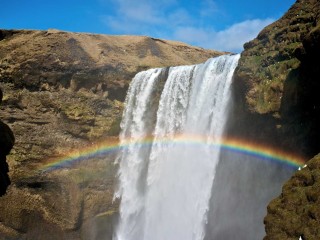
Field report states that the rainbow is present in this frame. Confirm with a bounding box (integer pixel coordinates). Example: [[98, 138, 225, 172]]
[[40, 135, 305, 172]]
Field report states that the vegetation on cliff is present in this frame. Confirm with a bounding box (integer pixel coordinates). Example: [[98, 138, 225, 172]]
[[231, 0, 320, 159], [264, 11, 320, 240], [264, 154, 320, 240], [231, 0, 320, 238], [235, 0, 319, 115]]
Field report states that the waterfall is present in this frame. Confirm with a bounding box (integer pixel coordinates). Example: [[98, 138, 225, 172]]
[[114, 54, 240, 240]]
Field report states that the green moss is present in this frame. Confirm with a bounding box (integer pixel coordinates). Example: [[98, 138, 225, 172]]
[[107, 115, 122, 136], [60, 96, 95, 122], [235, 0, 319, 116], [66, 158, 117, 187], [96, 210, 117, 218], [64, 105, 94, 120], [265, 155, 320, 239]]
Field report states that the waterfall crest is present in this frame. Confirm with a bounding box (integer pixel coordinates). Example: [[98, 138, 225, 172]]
[[115, 54, 240, 240]]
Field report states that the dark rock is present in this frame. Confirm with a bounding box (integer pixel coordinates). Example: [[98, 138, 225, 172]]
[[264, 12, 320, 239], [0, 88, 14, 196]]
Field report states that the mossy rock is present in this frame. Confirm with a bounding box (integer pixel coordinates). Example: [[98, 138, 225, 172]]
[[264, 154, 320, 239]]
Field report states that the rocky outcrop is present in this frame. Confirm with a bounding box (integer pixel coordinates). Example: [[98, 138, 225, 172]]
[[230, 0, 320, 159], [0, 29, 222, 239], [264, 154, 320, 240]]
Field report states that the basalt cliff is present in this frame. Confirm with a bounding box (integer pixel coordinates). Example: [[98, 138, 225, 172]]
[[0, 29, 222, 239]]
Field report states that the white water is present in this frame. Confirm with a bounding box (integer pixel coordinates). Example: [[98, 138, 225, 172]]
[[114, 54, 240, 240]]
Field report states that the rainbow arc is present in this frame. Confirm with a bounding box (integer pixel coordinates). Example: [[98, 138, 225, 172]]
[[40, 135, 305, 172]]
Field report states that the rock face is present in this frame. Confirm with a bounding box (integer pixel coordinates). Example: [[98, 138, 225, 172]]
[[264, 154, 320, 240], [263, 3, 320, 238], [0, 29, 222, 239], [231, 0, 320, 159], [229, 0, 320, 238]]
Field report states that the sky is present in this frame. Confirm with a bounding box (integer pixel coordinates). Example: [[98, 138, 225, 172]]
[[2, 0, 296, 53]]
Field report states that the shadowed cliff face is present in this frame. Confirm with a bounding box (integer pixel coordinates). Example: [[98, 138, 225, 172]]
[[231, 0, 320, 159], [0, 29, 222, 239], [0, 88, 14, 196], [264, 10, 320, 239], [227, 0, 320, 238]]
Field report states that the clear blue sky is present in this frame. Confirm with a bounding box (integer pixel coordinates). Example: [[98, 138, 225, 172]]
[[2, 0, 295, 52]]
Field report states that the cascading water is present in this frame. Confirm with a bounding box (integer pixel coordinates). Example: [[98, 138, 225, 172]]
[[114, 54, 240, 240]]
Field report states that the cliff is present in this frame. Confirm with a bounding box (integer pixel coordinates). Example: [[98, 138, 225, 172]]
[[228, 0, 320, 238], [0, 29, 223, 239], [263, 4, 320, 238], [231, 0, 320, 159]]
